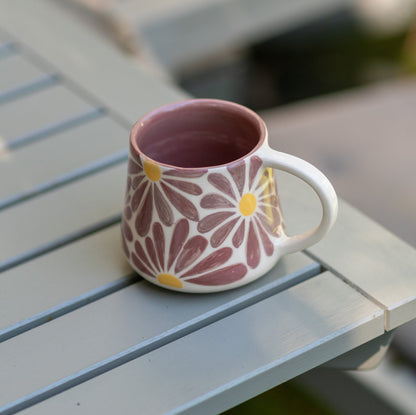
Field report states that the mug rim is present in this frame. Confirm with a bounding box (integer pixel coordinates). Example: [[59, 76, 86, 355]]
[[129, 98, 267, 170]]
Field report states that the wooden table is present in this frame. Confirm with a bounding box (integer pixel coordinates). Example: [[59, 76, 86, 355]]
[[1, 1, 416, 414]]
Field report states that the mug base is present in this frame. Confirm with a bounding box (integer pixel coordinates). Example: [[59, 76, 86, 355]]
[[133, 259, 282, 294]]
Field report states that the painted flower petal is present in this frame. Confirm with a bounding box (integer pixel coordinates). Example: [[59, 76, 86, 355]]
[[164, 169, 207, 178], [211, 217, 239, 248], [161, 182, 199, 221], [153, 222, 165, 270], [132, 175, 146, 190], [134, 240, 155, 272], [186, 264, 247, 286], [257, 185, 277, 206], [258, 194, 278, 207], [131, 252, 154, 277], [131, 181, 149, 211], [259, 203, 280, 221], [254, 217, 274, 256], [197, 211, 235, 233], [201, 194, 235, 209], [232, 220, 245, 248], [134, 185, 153, 236], [125, 177, 132, 196], [124, 206, 132, 221], [145, 236, 160, 272], [128, 157, 142, 174], [122, 219, 133, 242], [163, 178, 203, 195], [227, 161, 245, 196], [249, 156, 263, 189], [168, 219, 189, 269], [154, 185, 174, 226], [257, 210, 281, 235], [255, 167, 272, 191], [121, 231, 130, 259], [175, 235, 208, 273], [182, 247, 232, 278], [208, 173, 236, 200], [247, 220, 260, 268]]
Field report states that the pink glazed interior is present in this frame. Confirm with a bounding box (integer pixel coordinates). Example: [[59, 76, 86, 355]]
[[131, 99, 266, 168]]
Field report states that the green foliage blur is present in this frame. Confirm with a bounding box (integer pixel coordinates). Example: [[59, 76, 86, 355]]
[[180, 10, 416, 111], [222, 379, 337, 415]]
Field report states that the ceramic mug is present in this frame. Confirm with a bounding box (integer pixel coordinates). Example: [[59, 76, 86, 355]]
[[121, 99, 338, 293]]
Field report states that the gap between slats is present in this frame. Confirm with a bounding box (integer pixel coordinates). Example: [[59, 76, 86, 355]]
[[0, 262, 323, 415], [0, 31, 133, 218], [0, 35, 131, 212], [6, 106, 104, 150], [0, 149, 128, 211], [2, 30, 133, 131], [0, 274, 137, 343], [304, 249, 388, 312], [0, 214, 122, 273], [0, 73, 58, 105]]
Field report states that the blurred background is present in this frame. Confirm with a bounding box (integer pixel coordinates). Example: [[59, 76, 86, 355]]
[[58, 0, 416, 413]]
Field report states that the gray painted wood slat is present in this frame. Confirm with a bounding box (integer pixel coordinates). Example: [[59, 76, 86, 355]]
[[0, 84, 95, 143], [18, 272, 385, 415], [274, 170, 416, 331], [0, 0, 186, 127], [0, 53, 53, 98], [0, 224, 132, 342], [0, 253, 318, 413], [310, 200, 416, 331], [0, 163, 126, 269], [0, 117, 128, 206]]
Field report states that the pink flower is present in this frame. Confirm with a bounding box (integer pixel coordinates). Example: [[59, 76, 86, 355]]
[[130, 219, 247, 288], [198, 156, 282, 269], [127, 154, 206, 236]]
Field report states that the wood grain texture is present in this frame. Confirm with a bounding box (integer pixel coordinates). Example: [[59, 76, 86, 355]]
[[0, 253, 316, 410], [0, 116, 128, 203], [19, 272, 384, 415]]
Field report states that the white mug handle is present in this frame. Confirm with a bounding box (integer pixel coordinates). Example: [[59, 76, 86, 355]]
[[260, 147, 338, 255]]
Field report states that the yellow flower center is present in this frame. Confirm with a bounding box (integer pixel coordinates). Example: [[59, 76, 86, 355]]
[[157, 273, 183, 289], [239, 193, 257, 216], [144, 160, 161, 181]]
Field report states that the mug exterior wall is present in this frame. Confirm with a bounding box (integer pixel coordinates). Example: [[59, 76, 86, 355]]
[[121, 143, 286, 293]]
